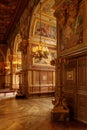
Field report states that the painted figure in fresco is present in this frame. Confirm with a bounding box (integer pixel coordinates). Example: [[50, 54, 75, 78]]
[[58, 0, 83, 51]]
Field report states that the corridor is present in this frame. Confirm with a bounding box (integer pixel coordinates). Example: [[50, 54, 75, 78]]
[[0, 96, 87, 130]]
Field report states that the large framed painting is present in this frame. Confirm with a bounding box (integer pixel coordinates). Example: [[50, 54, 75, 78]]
[[33, 19, 56, 40], [32, 48, 56, 66], [58, 0, 84, 55]]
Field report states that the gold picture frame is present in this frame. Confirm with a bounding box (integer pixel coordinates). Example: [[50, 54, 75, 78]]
[[33, 19, 56, 40], [32, 48, 56, 66]]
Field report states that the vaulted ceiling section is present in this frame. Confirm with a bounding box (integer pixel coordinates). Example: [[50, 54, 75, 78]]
[[0, 0, 30, 44]]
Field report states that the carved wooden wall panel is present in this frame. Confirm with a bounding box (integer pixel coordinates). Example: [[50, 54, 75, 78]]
[[77, 57, 86, 91], [47, 71, 53, 84], [40, 71, 47, 85], [63, 56, 87, 123], [76, 57, 87, 122], [64, 92, 77, 119], [77, 94, 87, 121], [33, 71, 40, 85], [28, 70, 55, 95], [64, 59, 77, 92], [86, 58, 87, 89]]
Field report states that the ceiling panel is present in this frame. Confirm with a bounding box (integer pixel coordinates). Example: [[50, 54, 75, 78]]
[[0, 0, 29, 44]]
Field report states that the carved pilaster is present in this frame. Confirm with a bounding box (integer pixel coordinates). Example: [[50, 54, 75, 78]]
[[51, 58, 69, 121]]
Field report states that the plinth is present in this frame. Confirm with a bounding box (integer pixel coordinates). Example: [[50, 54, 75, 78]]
[[51, 106, 69, 121]]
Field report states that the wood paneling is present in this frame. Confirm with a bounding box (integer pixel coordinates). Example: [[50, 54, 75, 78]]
[[64, 92, 77, 119], [33, 71, 40, 85], [47, 71, 53, 84], [77, 57, 86, 90], [64, 56, 87, 123], [40, 71, 47, 85], [64, 59, 77, 91], [77, 94, 87, 121], [28, 70, 55, 95]]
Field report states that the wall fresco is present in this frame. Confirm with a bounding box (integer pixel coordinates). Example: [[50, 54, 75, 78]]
[[58, 0, 83, 51]]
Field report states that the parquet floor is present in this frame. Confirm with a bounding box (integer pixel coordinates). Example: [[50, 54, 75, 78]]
[[0, 95, 87, 130]]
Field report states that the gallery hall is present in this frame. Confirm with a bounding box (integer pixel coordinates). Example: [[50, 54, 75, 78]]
[[0, 0, 87, 129]]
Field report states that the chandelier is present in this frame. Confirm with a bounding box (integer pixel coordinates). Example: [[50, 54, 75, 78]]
[[32, 2, 49, 60]]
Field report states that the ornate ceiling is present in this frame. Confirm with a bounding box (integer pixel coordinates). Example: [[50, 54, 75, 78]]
[[0, 0, 55, 45], [0, 0, 29, 44]]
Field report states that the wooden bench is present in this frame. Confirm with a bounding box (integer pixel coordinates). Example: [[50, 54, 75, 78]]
[[0, 89, 16, 96]]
